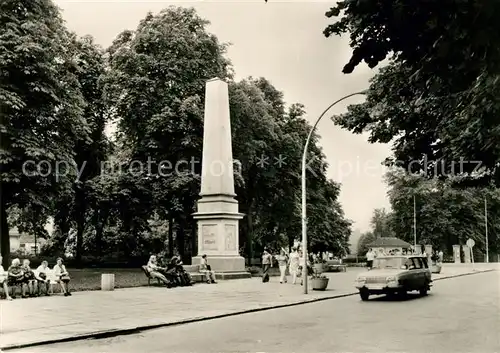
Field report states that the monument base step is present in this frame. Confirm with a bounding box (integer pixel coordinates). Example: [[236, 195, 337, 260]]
[[183, 265, 200, 273], [188, 272, 251, 282], [183, 265, 251, 282], [214, 271, 252, 280]]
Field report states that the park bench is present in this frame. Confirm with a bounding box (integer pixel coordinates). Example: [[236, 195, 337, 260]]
[[182, 264, 205, 283], [44, 269, 63, 294], [141, 265, 162, 286], [141, 264, 207, 285], [325, 260, 347, 272]]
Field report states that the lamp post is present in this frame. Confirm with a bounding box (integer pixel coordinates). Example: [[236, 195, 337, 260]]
[[412, 187, 437, 254], [484, 196, 489, 263], [413, 194, 417, 250], [301, 90, 367, 294]]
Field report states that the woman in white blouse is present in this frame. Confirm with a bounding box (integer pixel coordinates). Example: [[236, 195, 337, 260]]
[[288, 247, 300, 284], [53, 257, 71, 296]]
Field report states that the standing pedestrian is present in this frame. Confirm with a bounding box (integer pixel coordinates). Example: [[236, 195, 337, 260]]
[[366, 248, 375, 270], [262, 248, 272, 283], [288, 247, 300, 284], [438, 249, 444, 263], [276, 248, 288, 284]]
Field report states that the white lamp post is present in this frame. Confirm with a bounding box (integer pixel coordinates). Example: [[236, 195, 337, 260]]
[[301, 90, 367, 294], [413, 194, 417, 250], [484, 196, 489, 263]]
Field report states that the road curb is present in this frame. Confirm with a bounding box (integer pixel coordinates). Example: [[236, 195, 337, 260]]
[[1, 268, 495, 351], [432, 268, 495, 281]]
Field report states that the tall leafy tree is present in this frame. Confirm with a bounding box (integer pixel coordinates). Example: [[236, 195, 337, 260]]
[[0, 0, 89, 266], [357, 231, 375, 256], [51, 34, 109, 265], [370, 208, 393, 239], [385, 168, 500, 258], [230, 78, 352, 257], [103, 7, 231, 259], [325, 1, 500, 186]]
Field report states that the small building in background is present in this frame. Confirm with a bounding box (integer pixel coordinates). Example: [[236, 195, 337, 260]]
[[367, 237, 412, 257], [9, 227, 45, 255]]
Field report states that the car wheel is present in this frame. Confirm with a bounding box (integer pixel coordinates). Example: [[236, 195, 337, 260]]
[[359, 289, 369, 301], [419, 286, 428, 296], [387, 291, 397, 299], [397, 289, 407, 299]]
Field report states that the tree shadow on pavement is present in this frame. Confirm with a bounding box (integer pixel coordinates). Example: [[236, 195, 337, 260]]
[[368, 293, 430, 302]]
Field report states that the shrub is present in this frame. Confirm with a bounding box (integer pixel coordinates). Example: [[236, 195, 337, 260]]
[[342, 256, 366, 264]]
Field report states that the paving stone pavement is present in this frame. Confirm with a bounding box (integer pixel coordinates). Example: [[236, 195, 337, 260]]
[[0, 264, 496, 350]]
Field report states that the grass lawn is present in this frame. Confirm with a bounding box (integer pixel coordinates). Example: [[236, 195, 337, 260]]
[[63, 267, 281, 292], [67, 268, 152, 292]]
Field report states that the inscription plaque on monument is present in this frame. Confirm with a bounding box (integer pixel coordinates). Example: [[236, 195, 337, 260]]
[[202, 224, 218, 250], [224, 224, 236, 251]]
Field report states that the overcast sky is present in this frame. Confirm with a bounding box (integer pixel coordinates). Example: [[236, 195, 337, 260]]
[[54, 0, 391, 232]]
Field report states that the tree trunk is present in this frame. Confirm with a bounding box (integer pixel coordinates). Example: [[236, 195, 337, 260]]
[[97, 206, 109, 256], [246, 198, 254, 262], [74, 189, 87, 268], [176, 220, 185, 260], [168, 214, 174, 257], [0, 185, 10, 268], [191, 221, 197, 257]]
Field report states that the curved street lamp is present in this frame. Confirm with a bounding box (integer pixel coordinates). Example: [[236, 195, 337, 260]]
[[301, 90, 368, 294]]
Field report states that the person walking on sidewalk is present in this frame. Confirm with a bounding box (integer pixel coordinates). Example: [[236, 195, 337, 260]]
[[262, 248, 272, 282], [276, 248, 288, 284], [366, 249, 375, 270], [288, 247, 300, 284], [0, 255, 13, 300], [199, 254, 217, 284]]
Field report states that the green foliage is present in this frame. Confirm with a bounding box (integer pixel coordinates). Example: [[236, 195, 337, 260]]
[[99, 7, 235, 259], [229, 77, 351, 256], [326, 1, 500, 186], [0, 0, 91, 266], [2, 5, 352, 265], [357, 231, 375, 255], [356, 208, 392, 255], [370, 208, 393, 239], [385, 168, 500, 258]]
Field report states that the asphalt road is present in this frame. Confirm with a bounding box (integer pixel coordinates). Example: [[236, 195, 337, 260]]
[[12, 271, 500, 353]]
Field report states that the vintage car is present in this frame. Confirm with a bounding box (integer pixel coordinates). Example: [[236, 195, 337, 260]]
[[354, 255, 432, 301]]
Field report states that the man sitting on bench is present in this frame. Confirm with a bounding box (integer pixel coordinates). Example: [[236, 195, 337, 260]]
[[146, 255, 171, 287], [199, 254, 216, 284], [167, 255, 192, 287], [35, 261, 51, 296], [0, 255, 13, 300], [8, 258, 26, 298]]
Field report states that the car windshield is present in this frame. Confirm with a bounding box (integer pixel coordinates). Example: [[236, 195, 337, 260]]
[[372, 257, 404, 269]]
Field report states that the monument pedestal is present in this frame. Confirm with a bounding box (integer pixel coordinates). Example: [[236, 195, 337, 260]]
[[462, 245, 471, 263], [192, 256, 250, 280], [453, 244, 461, 263], [191, 79, 251, 279], [192, 195, 249, 277]]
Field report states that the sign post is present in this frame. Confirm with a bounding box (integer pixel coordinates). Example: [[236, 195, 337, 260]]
[[466, 238, 475, 271]]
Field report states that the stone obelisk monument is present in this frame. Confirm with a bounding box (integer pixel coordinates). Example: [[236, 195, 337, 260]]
[[192, 78, 250, 279]]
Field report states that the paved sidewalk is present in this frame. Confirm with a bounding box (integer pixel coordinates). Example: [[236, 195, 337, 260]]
[[0, 265, 496, 350]]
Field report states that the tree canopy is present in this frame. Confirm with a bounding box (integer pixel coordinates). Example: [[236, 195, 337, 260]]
[[1, 3, 353, 267], [0, 0, 92, 265], [325, 0, 500, 186], [384, 168, 499, 259]]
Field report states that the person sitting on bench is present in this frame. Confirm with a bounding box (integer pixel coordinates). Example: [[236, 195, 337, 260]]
[[146, 255, 171, 287], [22, 259, 37, 297], [35, 261, 51, 296], [199, 254, 216, 284], [8, 258, 26, 298], [167, 255, 192, 287], [53, 257, 72, 296], [0, 255, 13, 300]]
